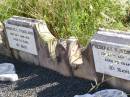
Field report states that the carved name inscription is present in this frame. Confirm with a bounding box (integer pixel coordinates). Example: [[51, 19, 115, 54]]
[[92, 30, 130, 80], [5, 23, 38, 55]]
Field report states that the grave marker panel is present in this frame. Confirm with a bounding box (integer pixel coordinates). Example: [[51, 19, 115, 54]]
[[91, 30, 130, 80], [5, 23, 38, 55]]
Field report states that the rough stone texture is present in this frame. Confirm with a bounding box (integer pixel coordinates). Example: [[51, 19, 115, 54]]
[[35, 21, 72, 76], [67, 43, 97, 81], [67, 37, 83, 69]]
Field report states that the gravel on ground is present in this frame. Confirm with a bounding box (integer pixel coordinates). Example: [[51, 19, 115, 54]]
[[0, 55, 124, 97]]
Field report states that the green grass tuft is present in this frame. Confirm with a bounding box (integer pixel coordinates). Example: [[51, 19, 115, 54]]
[[0, 0, 129, 45]]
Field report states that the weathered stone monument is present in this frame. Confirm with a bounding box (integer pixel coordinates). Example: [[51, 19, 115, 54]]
[[0, 16, 104, 81], [91, 29, 130, 92], [2, 16, 71, 76], [5, 16, 38, 55]]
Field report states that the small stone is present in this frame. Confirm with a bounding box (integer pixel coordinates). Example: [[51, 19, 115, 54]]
[[0, 63, 18, 82]]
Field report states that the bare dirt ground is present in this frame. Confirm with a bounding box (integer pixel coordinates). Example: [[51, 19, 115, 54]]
[[0, 55, 121, 97]]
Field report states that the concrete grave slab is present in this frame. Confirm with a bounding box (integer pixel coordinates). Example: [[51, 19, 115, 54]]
[[91, 29, 130, 92]]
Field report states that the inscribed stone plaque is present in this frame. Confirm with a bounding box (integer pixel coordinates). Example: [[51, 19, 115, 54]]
[[4, 16, 38, 55], [91, 30, 130, 80]]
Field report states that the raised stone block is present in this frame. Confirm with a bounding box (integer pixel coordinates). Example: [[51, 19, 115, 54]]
[[2, 16, 72, 76], [4, 16, 43, 64], [91, 29, 130, 92], [0, 63, 18, 82]]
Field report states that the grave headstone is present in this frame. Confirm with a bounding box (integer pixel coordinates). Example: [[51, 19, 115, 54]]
[[2, 16, 72, 76], [91, 29, 130, 92], [91, 30, 130, 80], [4, 16, 38, 55]]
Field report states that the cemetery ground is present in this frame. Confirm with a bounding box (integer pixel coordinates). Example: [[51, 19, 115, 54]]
[[1, 0, 130, 97], [0, 55, 113, 97]]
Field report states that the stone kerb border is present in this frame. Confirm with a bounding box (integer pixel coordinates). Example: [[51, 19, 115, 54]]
[[0, 16, 130, 92], [0, 16, 93, 79]]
